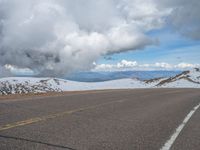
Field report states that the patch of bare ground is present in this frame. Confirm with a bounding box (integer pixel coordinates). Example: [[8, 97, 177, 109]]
[[0, 89, 121, 101], [0, 92, 63, 101], [144, 77, 163, 84]]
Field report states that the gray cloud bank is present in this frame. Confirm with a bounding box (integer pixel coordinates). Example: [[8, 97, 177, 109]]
[[0, 0, 199, 76]]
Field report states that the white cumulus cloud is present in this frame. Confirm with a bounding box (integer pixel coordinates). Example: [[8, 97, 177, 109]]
[[0, 0, 199, 76], [93, 60, 200, 71]]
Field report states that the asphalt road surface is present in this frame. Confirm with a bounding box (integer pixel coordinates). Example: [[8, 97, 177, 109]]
[[0, 89, 200, 150]]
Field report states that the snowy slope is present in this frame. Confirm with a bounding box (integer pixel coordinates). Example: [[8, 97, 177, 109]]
[[0, 77, 151, 95], [0, 78, 64, 95], [0, 68, 200, 95], [62, 78, 152, 91], [157, 68, 200, 88]]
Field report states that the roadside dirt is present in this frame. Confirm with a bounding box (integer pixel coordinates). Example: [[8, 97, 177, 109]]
[[0, 89, 123, 101]]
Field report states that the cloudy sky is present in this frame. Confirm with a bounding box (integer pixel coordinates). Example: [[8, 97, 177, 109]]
[[0, 0, 200, 77]]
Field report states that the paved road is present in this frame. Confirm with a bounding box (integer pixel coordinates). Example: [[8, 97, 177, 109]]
[[0, 89, 200, 150]]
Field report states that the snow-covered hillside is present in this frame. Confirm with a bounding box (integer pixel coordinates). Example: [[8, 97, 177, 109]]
[[0, 77, 150, 95], [0, 68, 200, 95], [0, 78, 64, 95], [156, 68, 200, 88]]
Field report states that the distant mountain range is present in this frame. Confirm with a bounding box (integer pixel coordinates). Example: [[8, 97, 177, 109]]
[[66, 70, 181, 82], [0, 68, 199, 95]]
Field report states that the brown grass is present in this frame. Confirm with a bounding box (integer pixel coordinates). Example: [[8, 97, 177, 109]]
[[0, 89, 122, 101]]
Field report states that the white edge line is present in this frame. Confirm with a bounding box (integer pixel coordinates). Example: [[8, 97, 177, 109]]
[[160, 102, 200, 150]]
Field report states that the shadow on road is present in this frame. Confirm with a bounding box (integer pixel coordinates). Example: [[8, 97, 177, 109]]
[[0, 134, 76, 150]]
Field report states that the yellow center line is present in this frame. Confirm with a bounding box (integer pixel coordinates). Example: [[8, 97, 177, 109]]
[[0, 99, 126, 131]]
